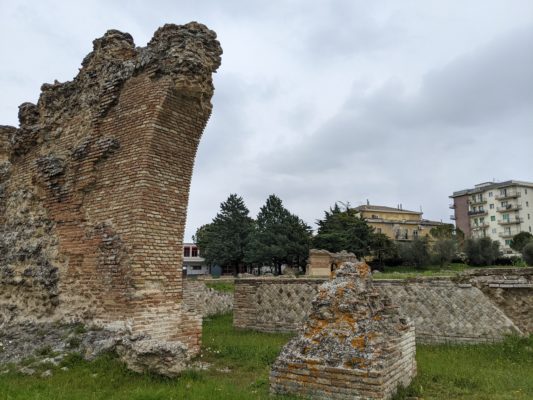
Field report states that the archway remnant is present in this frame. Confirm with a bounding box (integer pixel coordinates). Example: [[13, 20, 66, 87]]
[[0, 23, 222, 375]]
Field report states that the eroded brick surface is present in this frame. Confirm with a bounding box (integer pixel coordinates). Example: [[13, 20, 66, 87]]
[[270, 262, 416, 400], [0, 22, 222, 375]]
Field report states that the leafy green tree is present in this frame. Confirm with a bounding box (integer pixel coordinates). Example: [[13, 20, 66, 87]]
[[398, 237, 430, 269], [464, 237, 501, 266], [194, 194, 254, 275], [429, 224, 455, 239], [510, 232, 533, 252], [312, 203, 374, 258], [522, 241, 533, 266], [369, 233, 396, 267], [245, 194, 311, 275], [431, 239, 457, 267]]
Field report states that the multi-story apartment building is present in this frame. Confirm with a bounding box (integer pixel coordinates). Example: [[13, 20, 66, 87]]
[[354, 204, 444, 242], [450, 180, 533, 254]]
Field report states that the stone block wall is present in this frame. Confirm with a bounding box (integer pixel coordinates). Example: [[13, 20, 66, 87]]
[[234, 278, 324, 332], [375, 279, 520, 343], [183, 280, 233, 317], [460, 268, 533, 334], [235, 268, 532, 343], [0, 23, 222, 374]]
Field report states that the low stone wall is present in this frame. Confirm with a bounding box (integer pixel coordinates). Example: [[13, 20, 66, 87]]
[[375, 279, 519, 343], [460, 268, 533, 334], [183, 280, 233, 318], [234, 268, 532, 343], [234, 278, 324, 333]]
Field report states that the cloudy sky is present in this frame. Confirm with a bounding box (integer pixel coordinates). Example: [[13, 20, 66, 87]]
[[1, 1, 532, 240]]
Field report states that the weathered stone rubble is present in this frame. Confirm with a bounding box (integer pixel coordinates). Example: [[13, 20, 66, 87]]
[[270, 261, 416, 400], [0, 22, 222, 376]]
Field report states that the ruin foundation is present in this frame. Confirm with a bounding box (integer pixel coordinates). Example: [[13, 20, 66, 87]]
[[0, 22, 222, 375], [270, 261, 416, 400]]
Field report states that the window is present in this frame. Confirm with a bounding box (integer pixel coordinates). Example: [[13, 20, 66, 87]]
[[527, 201, 530, 207], [372, 214, 379, 219], [489, 192, 493, 197], [192, 265, 202, 271], [526, 189, 528, 194], [191, 247, 198, 257], [474, 218, 478, 225], [183, 247, 190, 257], [501, 201, 507, 207], [413, 230, 419, 238], [503, 213, 509, 221], [505, 240, 511, 245], [529, 214, 531, 220], [492, 228, 497, 233], [491, 216, 496, 221], [376, 228, 382, 233], [530, 226, 532, 232], [490, 204, 494, 209]]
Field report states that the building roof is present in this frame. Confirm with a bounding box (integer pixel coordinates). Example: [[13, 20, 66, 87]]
[[354, 204, 422, 215], [450, 180, 533, 198]]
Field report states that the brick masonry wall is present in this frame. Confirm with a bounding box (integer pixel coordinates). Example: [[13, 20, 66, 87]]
[[270, 262, 417, 400], [235, 268, 532, 343], [0, 23, 222, 364]]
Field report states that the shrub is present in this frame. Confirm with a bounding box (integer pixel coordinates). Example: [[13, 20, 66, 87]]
[[464, 237, 501, 266], [431, 239, 457, 267], [398, 237, 430, 269], [510, 232, 533, 252], [522, 242, 533, 266]]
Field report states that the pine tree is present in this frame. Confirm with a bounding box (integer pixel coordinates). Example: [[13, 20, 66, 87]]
[[245, 194, 311, 275], [194, 194, 254, 275], [312, 203, 375, 258]]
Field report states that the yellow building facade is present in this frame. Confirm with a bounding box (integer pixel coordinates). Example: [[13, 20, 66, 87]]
[[354, 205, 443, 241]]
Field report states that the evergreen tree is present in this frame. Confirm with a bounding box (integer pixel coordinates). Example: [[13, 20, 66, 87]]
[[245, 194, 311, 275], [510, 232, 533, 252], [312, 203, 374, 258], [194, 194, 254, 275]]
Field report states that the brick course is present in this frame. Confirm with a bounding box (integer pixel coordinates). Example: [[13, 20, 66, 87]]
[[0, 23, 222, 374]]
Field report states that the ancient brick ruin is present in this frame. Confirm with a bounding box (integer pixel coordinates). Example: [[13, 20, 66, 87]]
[[307, 249, 358, 277], [270, 261, 416, 400], [0, 23, 222, 375]]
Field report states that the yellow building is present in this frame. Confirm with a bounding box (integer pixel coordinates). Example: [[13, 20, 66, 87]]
[[354, 204, 443, 241]]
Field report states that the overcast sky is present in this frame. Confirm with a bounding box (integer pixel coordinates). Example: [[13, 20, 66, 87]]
[[1, 0, 532, 240]]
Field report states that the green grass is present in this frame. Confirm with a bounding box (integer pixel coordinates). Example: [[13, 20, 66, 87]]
[[204, 280, 235, 293], [0, 314, 295, 400], [373, 263, 469, 279], [1, 314, 532, 399], [397, 335, 533, 400]]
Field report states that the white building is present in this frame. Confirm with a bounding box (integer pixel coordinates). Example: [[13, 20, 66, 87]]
[[182, 243, 209, 275], [452, 180, 533, 254]]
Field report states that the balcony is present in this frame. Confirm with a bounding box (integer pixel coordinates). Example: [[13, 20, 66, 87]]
[[468, 209, 487, 216], [499, 232, 515, 239], [471, 223, 489, 230], [449, 203, 455, 209], [450, 215, 456, 220], [496, 204, 522, 212], [495, 191, 521, 200], [498, 217, 523, 225], [468, 198, 487, 206]]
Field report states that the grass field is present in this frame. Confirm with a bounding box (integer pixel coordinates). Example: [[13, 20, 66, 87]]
[[1, 314, 532, 400]]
